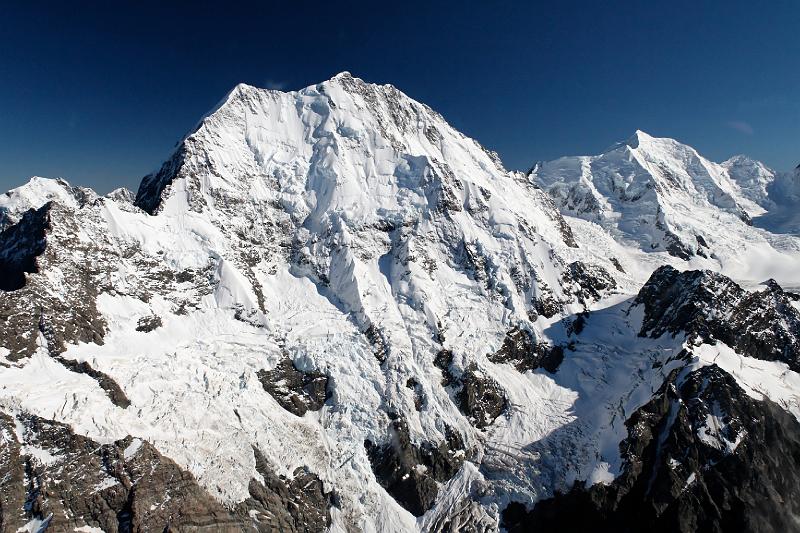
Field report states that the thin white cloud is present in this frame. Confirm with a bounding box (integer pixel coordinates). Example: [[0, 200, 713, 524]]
[[263, 79, 288, 90], [727, 120, 754, 135]]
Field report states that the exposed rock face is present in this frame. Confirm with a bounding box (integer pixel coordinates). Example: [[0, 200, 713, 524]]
[[609, 257, 625, 273], [727, 280, 800, 367], [532, 289, 562, 319], [134, 145, 188, 215], [135, 314, 162, 332], [501, 364, 800, 533], [456, 365, 508, 429], [0, 203, 50, 291], [661, 227, 695, 260], [365, 417, 467, 516], [0, 202, 107, 361], [406, 377, 425, 411], [636, 265, 800, 371], [30, 314, 132, 409], [635, 266, 742, 339], [0, 412, 243, 532], [433, 349, 457, 386], [236, 447, 332, 532], [363, 322, 390, 364], [561, 261, 617, 308], [0, 412, 333, 533], [257, 357, 330, 416], [51, 354, 131, 408], [487, 327, 564, 374], [433, 344, 510, 430]]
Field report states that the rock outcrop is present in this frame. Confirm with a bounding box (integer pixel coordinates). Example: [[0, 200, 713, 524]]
[[636, 266, 800, 371], [365, 417, 467, 516], [501, 364, 800, 533], [257, 357, 330, 416]]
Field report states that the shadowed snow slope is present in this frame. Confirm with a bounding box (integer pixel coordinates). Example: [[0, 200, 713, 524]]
[[1, 75, 800, 532]]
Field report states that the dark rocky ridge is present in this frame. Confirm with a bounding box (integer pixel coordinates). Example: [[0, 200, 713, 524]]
[[134, 145, 187, 215], [406, 377, 426, 411], [531, 283, 562, 320], [0, 412, 242, 532], [0, 203, 107, 361], [236, 447, 332, 532], [257, 357, 330, 416], [433, 348, 457, 386], [502, 364, 800, 533], [135, 314, 163, 332], [561, 260, 618, 308], [456, 365, 509, 429], [661, 228, 695, 260], [433, 348, 509, 429], [0, 411, 332, 533], [635, 266, 743, 339], [0, 198, 222, 362], [0, 203, 50, 291], [636, 265, 800, 371], [363, 322, 390, 363], [35, 312, 132, 409], [50, 354, 131, 409], [487, 327, 564, 374], [365, 417, 467, 516]]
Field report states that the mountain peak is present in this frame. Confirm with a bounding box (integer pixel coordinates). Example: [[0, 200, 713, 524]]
[[722, 154, 774, 174], [620, 130, 699, 155], [0, 176, 97, 229], [625, 129, 654, 148], [135, 72, 502, 218], [601, 129, 661, 153], [330, 70, 355, 81]]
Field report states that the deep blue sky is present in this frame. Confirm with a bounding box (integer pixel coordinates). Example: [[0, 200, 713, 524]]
[[1, 1, 798, 193]]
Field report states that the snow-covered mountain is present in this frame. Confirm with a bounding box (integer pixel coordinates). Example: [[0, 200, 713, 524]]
[[1, 74, 800, 533], [530, 130, 800, 284], [722, 155, 800, 210], [721, 154, 781, 210], [721, 156, 800, 235]]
